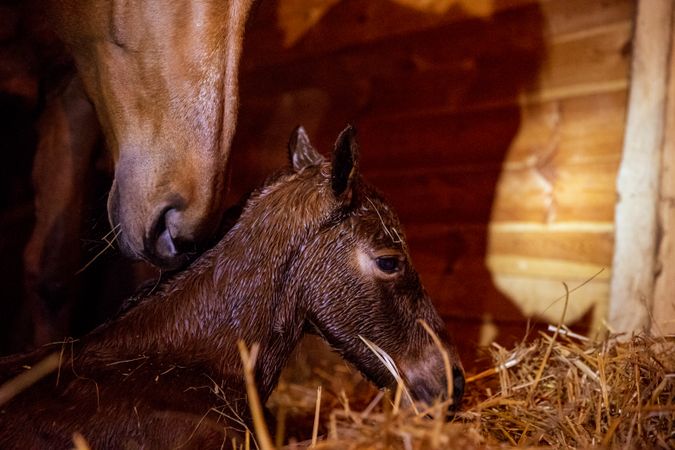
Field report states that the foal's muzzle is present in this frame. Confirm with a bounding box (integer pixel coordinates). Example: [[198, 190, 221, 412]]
[[399, 343, 465, 412]]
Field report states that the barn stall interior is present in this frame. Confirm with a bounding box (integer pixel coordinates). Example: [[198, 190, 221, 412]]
[[0, 0, 673, 448], [231, 0, 636, 361]]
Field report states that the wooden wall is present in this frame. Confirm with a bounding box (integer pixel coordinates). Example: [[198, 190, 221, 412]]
[[228, 0, 635, 363], [487, 2, 632, 330], [0, 0, 636, 362]]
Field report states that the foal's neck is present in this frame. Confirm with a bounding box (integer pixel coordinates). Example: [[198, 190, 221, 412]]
[[82, 196, 310, 398]]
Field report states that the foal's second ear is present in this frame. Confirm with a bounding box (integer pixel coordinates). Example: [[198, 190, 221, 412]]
[[288, 126, 324, 171], [331, 125, 359, 202]]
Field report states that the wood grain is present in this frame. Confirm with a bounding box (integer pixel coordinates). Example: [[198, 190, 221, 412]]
[[609, 0, 673, 334], [652, 5, 675, 336], [229, 0, 635, 353]]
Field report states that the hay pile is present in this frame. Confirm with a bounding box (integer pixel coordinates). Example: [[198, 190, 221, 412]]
[[268, 330, 675, 449]]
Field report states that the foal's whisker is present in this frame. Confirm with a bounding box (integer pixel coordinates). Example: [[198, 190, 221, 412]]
[[358, 335, 417, 414]]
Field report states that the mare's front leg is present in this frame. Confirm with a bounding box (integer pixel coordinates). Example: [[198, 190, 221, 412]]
[[23, 75, 101, 346]]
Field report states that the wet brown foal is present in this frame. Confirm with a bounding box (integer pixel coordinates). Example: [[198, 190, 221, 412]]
[[1, 126, 464, 449]]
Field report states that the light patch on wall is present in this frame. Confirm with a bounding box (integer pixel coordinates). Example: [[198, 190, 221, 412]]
[[390, 0, 495, 17], [278, 0, 340, 47], [277, 0, 496, 48]]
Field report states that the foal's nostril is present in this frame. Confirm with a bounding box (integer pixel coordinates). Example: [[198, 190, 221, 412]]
[[452, 365, 465, 408]]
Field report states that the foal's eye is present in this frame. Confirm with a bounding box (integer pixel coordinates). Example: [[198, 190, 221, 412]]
[[375, 256, 401, 274]]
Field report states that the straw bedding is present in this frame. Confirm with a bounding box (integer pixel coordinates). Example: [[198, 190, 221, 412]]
[[5, 328, 673, 449], [268, 330, 675, 449]]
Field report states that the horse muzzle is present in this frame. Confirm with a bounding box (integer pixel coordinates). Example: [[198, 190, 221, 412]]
[[143, 204, 197, 270], [108, 181, 199, 270], [399, 345, 465, 411]]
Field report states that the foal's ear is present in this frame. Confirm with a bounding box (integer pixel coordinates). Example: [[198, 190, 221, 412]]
[[288, 126, 324, 171], [331, 125, 359, 202]]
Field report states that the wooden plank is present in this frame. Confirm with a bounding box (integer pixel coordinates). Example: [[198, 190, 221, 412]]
[[491, 162, 619, 223], [609, 0, 673, 334], [231, 93, 624, 226], [241, 14, 631, 119], [486, 221, 613, 327], [403, 223, 523, 321], [363, 163, 502, 224], [245, 0, 536, 68], [358, 91, 627, 171], [243, 0, 634, 70], [426, 271, 530, 320], [358, 20, 630, 118], [507, 92, 627, 166], [520, 21, 631, 104], [540, 0, 635, 38], [402, 222, 611, 326], [405, 223, 614, 272], [540, 21, 631, 88], [488, 228, 614, 267], [488, 256, 610, 282], [652, 6, 675, 336], [242, 5, 548, 98], [358, 106, 523, 170]]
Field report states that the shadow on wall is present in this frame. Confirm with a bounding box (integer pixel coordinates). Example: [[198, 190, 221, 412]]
[[229, 0, 547, 367]]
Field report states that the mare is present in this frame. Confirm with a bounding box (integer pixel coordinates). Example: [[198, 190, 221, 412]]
[[23, 0, 255, 344], [0, 126, 464, 449]]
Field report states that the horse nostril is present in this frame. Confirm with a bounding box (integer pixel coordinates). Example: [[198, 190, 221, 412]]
[[452, 365, 465, 408], [146, 207, 183, 269], [156, 226, 177, 259]]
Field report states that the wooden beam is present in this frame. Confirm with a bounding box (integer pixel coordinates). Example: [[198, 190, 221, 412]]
[[653, 6, 675, 336], [610, 0, 673, 334]]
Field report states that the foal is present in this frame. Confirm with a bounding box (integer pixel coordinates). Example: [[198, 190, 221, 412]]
[[0, 126, 464, 449]]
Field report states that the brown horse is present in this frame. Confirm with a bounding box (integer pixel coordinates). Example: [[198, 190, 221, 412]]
[[0, 126, 464, 449], [23, 0, 254, 344]]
